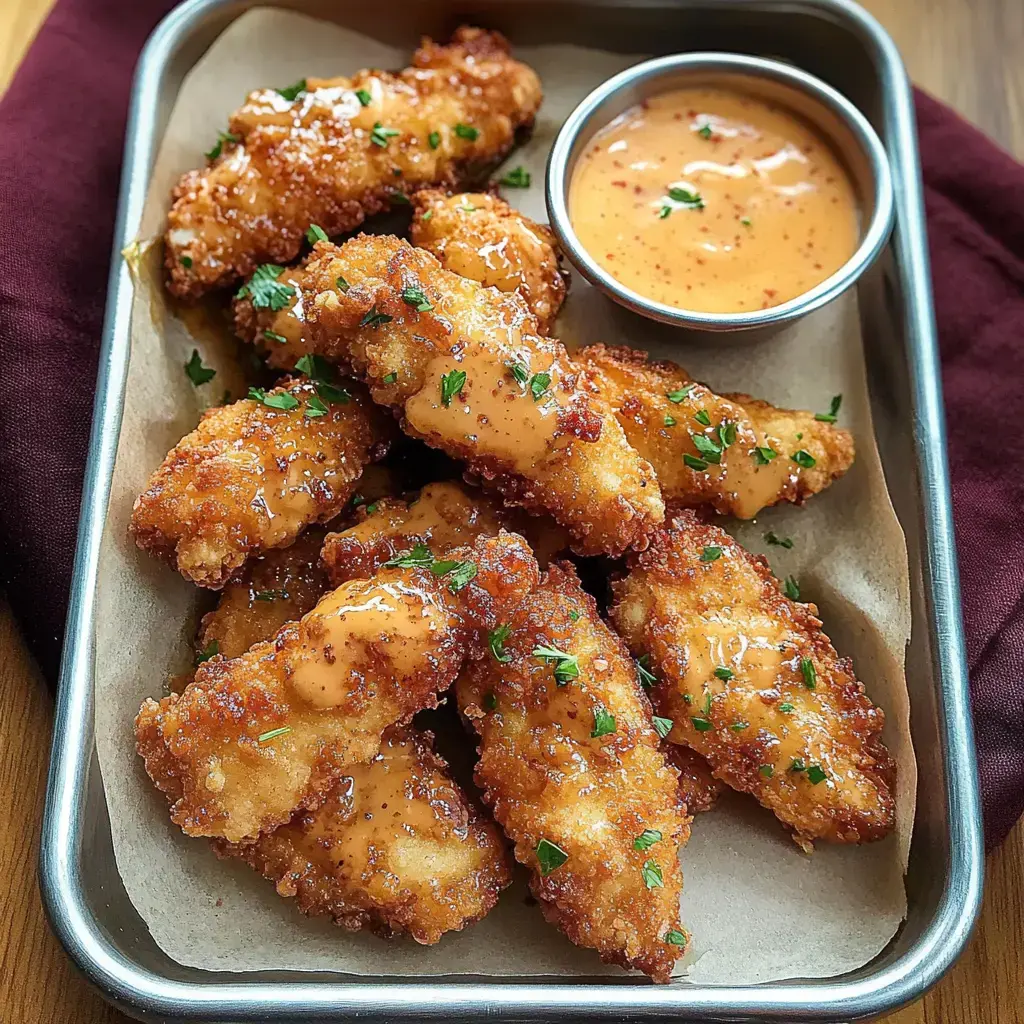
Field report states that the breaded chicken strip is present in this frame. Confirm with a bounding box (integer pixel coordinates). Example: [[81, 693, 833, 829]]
[[410, 189, 567, 332], [165, 27, 542, 299], [664, 744, 724, 817], [578, 345, 855, 518], [457, 564, 690, 983], [610, 511, 895, 848], [213, 726, 511, 943], [321, 479, 568, 585], [135, 531, 540, 842], [233, 262, 315, 370], [131, 378, 393, 588], [301, 235, 664, 556]]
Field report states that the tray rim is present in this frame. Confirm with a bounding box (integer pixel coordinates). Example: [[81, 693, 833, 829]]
[[39, 0, 984, 1019]]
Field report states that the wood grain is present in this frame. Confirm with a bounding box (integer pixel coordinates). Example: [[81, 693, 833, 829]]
[[0, 0, 1022, 1020]]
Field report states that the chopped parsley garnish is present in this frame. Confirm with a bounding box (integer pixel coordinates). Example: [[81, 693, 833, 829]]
[[753, 446, 778, 465], [506, 360, 529, 385], [306, 224, 328, 244], [205, 130, 239, 161], [236, 263, 293, 311], [180, 255, 193, 269], [254, 590, 283, 601], [664, 929, 688, 947], [641, 859, 664, 889], [765, 531, 793, 549], [683, 453, 708, 471], [315, 381, 351, 404], [714, 666, 733, 680], [682, 694, 693, 705], [568, 610, 581, 622], [740, 216, 752, 227], [815, 394, 843, 423], [532, 644, 579, 686], [453, 122, 479, 140], [499, 165, 531, 187], [529, 372, 551, 400], [264, 330, 287, 344], [700, 545, 723, 563], [195, 640, 219, 665], [666, 384, 695, 403], [636, 655, 657, 689], [359, 304, 393, 329], [692, 432, 723, 464], [294, 354, 350, 404], [304, 394, 329, 418], [401, 286, 432, 312], [431, 559, 478, 592], [730, 721, 749, 731], [248, 387, 299, 411], [807, 765, 828, 785], [365, 501, 379, 514], [370, 121, 400, 147], [784, 575, 801, 601], [440, 369, 467, 407], [391, 191, 410, 205], [483, 691, 498, 711], [184, 349, 215, 386], [697, 123, 713, 139], [336, 275, 350, 293], [488, 624, 512, 663], [659, 206, 671, 219], [277, 78, 307, 101], [759, 764, 774, 778], [718, 421, 737, 448], [634, 829, 663, 851], [591, 706, 616, 738], [427, 130, 441, 150], [354, 87, 372, 106], [691, 716, 713, 732], [791, 449, 817, 469], [382, 372, 398, 384], [664, 414, 677, 427], [257, 726, 292, 743], [535, 838, 568, 875], [384, 543, 434, 569], [421, 209, 433, 221], [779, 702, 795, 713], [667, 186, 705, 209], [790, 758, 807, 773], [801, 657, 817, 690], [653, 716, 673, 739], [694, 408, 711, 426]]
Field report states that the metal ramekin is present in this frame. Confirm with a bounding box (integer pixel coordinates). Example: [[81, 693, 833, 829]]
[[546, 52, 895, 332]]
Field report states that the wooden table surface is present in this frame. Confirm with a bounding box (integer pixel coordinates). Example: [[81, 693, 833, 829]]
[[1, 1, 1021, 1021]]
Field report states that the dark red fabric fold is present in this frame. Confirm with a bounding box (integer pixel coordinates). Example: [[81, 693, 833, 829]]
[[1, 1, 1022, 849]]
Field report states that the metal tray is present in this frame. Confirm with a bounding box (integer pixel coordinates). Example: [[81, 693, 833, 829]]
[[40, 0, 983, 1019]]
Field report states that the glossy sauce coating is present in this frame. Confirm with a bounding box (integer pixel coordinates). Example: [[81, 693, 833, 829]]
[[569, 86, 859, 313]]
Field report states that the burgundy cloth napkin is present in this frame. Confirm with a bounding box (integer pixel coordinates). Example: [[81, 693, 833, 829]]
[[1, 0, 1022, 850]]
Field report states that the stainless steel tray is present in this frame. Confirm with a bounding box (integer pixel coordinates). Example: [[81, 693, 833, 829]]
[[40, 0, 984, 1019]]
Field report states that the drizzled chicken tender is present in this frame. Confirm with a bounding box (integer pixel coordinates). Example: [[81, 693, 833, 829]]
[[664, 744, 724, 817], [578, 345, 855, 518], [457, 564, 689, 982], [233, 261, 315, 370], [301, 235, 664, 556], [610, 511, 895, 848], [321, 479, 568, 585], [131, 378, 393, 588], [214, 726, 512, 943], [165, 27, 543, 299], [135, 531, 540, 842], [410, 189, 567, 332]]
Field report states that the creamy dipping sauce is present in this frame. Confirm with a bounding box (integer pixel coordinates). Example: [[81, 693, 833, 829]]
[[568, 86, 860, 313]]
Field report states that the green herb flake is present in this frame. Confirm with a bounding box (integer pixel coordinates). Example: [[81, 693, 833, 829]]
[[535, 838, 568, 876], [779, 702, 795, 713], [790, 758, 807, 773], [277, 78, 307, 101], [801, 657, 817, 690], [401, 286, 433, 312], [697, 123, 713, 139], [694, 408, 711, 426], [692, 432, 723, 464], [180, 255, 193, 269], [532, 644, 580, 686], [427, 130, 441, 150], [254, 589, 282, 602], [759, 764, 774, 778], [257, 726, 292, 743], [391, 190, 410, 205], [665, 929, 688, 948], [568, 610, 581, 623], [359, 304, 394, 329], [784, 575, 801, 601], [184, 349, 216, 386], [316, 381, 351, 405], [529, 372, 551, 401], [815, 394, 843, 423], [791, 449, 817, 469], [384, 543, 434, 569], [659, 205, 672, 219], [718, 421, 737, 448], [263, 330, 287, 344], [488, 624, 512, 663], [591, 706, 617, 738], [653, 716, 673, 739], [506, 360, 529, 385], [247, 387, 299, 411], [666, 384, 695, 403], [740, 216, 752, 227], [641, 859, 664, 889], [700, 545, 723, 563], [682, 694, 693, 705], [499, 165, 531, 188], [336, 275, 350, 293], [453, 122, 479, 140], [664, 414, 677, 427], [440, 369, 467, 407], [421, 209, 433, 221], [636, 655, 657, 689], [634, 829, 663, 851], [195, 640, 219, 665], [304, 394, 329, 418], [683, 453, 708, 472], [667, 186, 705, 209], [382, 372, 398, 384], [765, 531, 793, 549], [306, 224, 328, 244], [807, 765, 828, 785], [205, 130, 239, 161], [365, 501, 379, 514], [753, 445, 778, 465], [714, 666, 733, 681], [354, 87, 372, 106], [236, 264, 293, 311], [730, 721, 749, 731], [483, 691, 498, 711], [691, 716, 713, 732], [433, 559, 478, 593], [370, 121, 400, 147]]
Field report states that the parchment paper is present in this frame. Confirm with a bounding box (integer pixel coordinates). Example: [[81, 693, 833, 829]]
[[94, 9, 915, 985]]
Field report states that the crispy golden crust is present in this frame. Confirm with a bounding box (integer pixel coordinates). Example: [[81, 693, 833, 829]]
[[578, 344, 855, 519], [321, 480, 568, 584], [664, 744, 724, 817], [165, 27, 542, 300], [301, 235, 664, 556], [130, 378, 394, 588], [610, 511, 895, 847], [410, 189, 567, 332], [135, 531, 540, 842], [456, 564, 689, 982], [213, 725, 512, 943]]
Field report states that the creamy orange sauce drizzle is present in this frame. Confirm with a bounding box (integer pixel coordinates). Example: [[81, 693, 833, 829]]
[[569, 86, 859, 313]]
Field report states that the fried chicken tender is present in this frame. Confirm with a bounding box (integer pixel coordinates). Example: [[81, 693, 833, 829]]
[[135, 531, 540, 842], [664, 744, 724, 817], [578, 345, 855, 518], [130, 378, 393, 588], [457, 564, 689, 982], [610, 511, 895, 848], [301, 235, 664, 556], [410, 189, 567, 332], [321, 480, 568, 584], [232, 262, 314, 370], [213, 725, 511, 943], [165, 27, 542, 299]]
